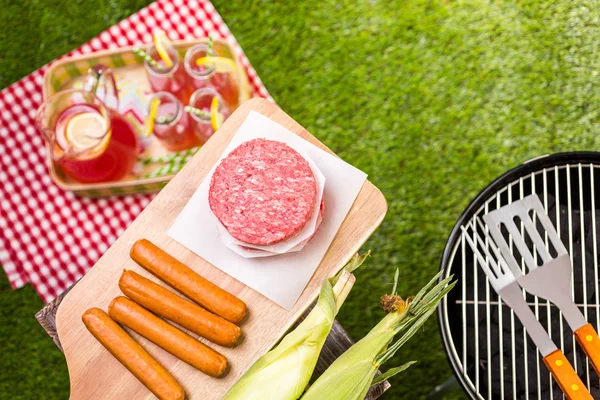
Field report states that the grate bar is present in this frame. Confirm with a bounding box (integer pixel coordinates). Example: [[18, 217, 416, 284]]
[[484, 201, 492, 400], [518, 178, 530, 400], [508, 184, 517, 400], [544, 168, 554, 400], [591, 164, 600, 393], [566, 166, 577, 381], [555, 166, 566, 400], [461, 232, 467, 374], [472, 214, 480, 392], [578, 164, 591, 388], [531, 172, 541, 400], [590, 164, 600, 394], [497, 192, 505, 400], [460, 224, 478, 394]]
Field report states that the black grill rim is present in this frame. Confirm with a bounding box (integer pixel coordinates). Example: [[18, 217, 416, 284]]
[[437, 151, 600, 399]]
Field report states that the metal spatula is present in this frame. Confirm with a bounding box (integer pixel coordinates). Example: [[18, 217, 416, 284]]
[[483, 193, 600, 376], [461, 220, 591, 399]]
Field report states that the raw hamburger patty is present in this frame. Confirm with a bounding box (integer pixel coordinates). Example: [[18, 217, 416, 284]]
[[209, 139, 317, 245], [239, 197, 325, 254]]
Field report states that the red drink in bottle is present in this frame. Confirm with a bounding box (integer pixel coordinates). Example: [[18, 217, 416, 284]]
[[184, 44, 240, 109], [145, 45, 193, 104], [189, 88, 231, 145], [150, 92, 200, 151]]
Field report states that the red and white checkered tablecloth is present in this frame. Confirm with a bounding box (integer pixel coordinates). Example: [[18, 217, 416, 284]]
[[0, 0, 272, 303]]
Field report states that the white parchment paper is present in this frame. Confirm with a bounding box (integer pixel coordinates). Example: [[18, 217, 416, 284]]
[[167, 111, 367, 310]]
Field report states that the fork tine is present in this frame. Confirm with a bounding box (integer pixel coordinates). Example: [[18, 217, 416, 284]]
[[475, 216, 487, 233], [472, 224, 499, 268], [483, 212, 528, 276], [461, 224, 502, 281], [475, 218, 515, 276]]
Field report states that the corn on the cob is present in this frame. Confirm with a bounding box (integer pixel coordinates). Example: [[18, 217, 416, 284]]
[[301, 270, 455, 400], [222, 253, 370, 400]]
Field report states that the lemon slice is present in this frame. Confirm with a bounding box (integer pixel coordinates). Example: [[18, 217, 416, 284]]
[[153, 30, 173, 68], [196, 56, 237, 73], [211, 96, 224, 131], [146, 98, 160, 137], [65, 112, 108, 151]]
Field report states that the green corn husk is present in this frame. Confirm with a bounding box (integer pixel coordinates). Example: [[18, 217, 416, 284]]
[[222, 252, 370, 400], [301, 270, 456, 400]]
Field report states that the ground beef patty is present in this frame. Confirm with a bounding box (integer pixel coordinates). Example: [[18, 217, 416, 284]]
[[239, 197, 325, 254], [209, 139, 317, 245]]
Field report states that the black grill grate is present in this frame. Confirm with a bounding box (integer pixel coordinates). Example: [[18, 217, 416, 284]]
[[439, 155, 600, 400]]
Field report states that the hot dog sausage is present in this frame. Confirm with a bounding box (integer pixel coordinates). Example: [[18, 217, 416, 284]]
[[130, 239, 247, 323], [119, 270, 241, 347], [82, 308, 185, 400], [108, 296, 228, 377]]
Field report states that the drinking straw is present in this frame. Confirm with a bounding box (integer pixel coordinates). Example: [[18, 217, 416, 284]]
[[132, 48, 160, 68], [139, 147, 201, 165], [184, 106, 211, 119], [144, 161, 185, 178], [208, 36, 214, 55], [140, 154, 192, 169], [156, 115, 176, 124]]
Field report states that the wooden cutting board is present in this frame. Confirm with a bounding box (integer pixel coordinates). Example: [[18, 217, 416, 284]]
[[56, 98, 388, 400]]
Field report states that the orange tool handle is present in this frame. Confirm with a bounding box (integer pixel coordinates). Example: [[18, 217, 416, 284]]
[[543, 350, 592, 400], [574, 323, 600, 376]]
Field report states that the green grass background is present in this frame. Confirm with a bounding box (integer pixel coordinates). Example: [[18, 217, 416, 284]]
[[2, 0, 600, 398]]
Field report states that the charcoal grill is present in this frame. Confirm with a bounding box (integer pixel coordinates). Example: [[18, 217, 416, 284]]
[[438, 152, 600, 399]]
